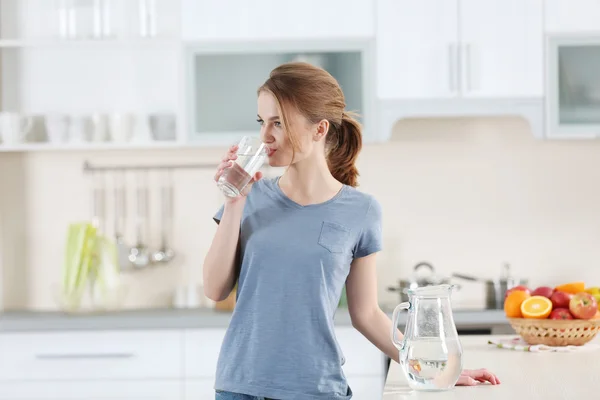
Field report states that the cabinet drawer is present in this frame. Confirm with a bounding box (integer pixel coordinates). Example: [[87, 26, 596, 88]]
[[0, 330, 183, 381], [336, 327, 385, 376], [183, 328, 226, 378], [0, 380, 182, 399]]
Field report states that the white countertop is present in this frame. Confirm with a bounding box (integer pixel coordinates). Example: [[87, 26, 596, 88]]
[[383, 334, 598, 399], [0, 308, 509, 332]]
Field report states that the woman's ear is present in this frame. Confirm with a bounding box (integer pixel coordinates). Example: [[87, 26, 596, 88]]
[[313, 119, 329, 142]]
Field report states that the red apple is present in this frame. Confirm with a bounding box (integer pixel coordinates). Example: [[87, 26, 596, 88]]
[[569, 292, 598, 320], [531, 286, 554, 299], [551, 291, 572, 309], [549, 308, 574, 320], [505, 285, 530, 299]]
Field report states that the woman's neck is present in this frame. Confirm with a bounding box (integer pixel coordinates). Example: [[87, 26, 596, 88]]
[[278, 156, 343, 206]]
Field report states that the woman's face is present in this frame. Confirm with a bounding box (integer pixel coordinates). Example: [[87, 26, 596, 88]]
[[257, 91, 318, 167]]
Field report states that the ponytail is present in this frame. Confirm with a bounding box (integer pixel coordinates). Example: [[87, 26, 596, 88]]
[[326, 111, 362, 187]]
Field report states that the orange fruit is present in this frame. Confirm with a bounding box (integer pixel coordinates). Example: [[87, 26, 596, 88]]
[[555, 282, 585, 295], [504, 290, 530, 318], [521, 296, 553, 319]]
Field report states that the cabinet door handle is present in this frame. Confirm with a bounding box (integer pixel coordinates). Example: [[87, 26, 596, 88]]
[[35, 353, 135, 360], [448, 43, 458, 93], [456, 43, 462, 94], [464, 43, 474, 92]]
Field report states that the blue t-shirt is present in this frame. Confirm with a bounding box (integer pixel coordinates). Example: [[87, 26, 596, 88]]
[[212, 177, 383, 399]]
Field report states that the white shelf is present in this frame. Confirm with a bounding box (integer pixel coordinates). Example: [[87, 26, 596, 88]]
[[0, 141, 195, 152], [0, 38, 180, 48]]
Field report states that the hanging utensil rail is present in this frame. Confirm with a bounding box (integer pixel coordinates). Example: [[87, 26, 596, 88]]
[[83, 160, 219, 172]]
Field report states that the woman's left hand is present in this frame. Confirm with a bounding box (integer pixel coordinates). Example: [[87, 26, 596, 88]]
[[456, 368, 501, 386]]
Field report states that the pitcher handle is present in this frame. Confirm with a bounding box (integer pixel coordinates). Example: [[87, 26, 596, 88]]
[[390, 301, 410, 350]]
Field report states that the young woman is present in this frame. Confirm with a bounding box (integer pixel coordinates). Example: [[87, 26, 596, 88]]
[[204, 62, 500, 400]]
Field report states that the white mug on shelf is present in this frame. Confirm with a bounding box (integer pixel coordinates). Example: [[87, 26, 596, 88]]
[[68, 115, 91, 143], [90, 113, 108, 142], [108, 113, 134, 143], [131, 113, 153, 143], [45, 113, 70, 144], [0, 112, 33, 146], [149, 113, 176, 141]]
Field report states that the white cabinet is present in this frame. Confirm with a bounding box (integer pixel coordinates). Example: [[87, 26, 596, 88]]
[[181, 0, 374, 41], [0, 327, 385, 399], [183, 328, 226, 378], [337, 327, 385, 377], [0, 330, 183, 381], [545, 0, 600, 33], [376, 0, 458, 100], [184, 43, 373, 145], [0, 381, 181, 399], [184, 380, 216, 400], [347, 376, 385, 400], [337, 327, 386, 400], [459, 0, 543, 98], [376, 0, 544, 99]]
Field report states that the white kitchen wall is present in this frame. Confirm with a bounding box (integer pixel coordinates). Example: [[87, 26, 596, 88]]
[[2, 116, 600, 311]]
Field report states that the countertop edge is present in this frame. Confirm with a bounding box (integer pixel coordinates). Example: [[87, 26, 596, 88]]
[[0, 308, 509, 333]]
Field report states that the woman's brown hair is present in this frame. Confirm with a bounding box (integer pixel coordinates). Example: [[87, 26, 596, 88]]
[[258, 61, 362, 187]]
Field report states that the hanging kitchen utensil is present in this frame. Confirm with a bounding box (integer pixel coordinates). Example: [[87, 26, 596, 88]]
[[128, 170, 151, 268], [113, 170, 131, 270], [152, 168, 175, 264], [91, 172, 105, 233], [452, 263, 529, 309]]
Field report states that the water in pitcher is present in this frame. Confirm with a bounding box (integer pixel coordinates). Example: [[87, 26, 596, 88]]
[[400, 337, 463, 391]]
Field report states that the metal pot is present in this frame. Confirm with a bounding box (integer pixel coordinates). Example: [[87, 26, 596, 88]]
[[387, 261, 460, 303], [452, 263, 528, 309]]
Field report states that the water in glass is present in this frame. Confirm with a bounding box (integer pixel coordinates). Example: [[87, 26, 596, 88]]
[[217, 136, 268, 197]]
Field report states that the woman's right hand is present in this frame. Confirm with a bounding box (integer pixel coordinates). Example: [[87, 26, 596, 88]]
[[214, 144, 263, 201]]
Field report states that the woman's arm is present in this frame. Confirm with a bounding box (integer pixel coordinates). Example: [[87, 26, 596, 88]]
[[202, 200, 245, 302], [345, 253, 402, 363], [345, 253, 501, 386]]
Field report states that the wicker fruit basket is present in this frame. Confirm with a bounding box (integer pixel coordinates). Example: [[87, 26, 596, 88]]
[[508, 317, 600, 346]]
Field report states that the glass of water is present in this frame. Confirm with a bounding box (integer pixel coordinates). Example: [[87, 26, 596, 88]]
[[217, 136, 269, 197]]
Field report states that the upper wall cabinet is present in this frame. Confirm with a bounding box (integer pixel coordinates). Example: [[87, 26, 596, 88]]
[[181, 0, 374, 41], [459, 0, 543, 98], [376, 0, 543, 100], [545, 0, 600, 33], [376, 0, 458, 100]]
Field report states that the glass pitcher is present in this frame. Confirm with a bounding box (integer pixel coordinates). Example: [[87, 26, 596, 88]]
[[390, 284, 463, 391]]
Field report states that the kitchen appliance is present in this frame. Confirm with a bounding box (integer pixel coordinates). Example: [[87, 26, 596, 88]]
[[390, 284, 463, 391], [452, 263, 528, 310], [387, 261, 460, 303]]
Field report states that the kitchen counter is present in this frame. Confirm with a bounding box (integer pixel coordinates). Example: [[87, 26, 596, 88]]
[[383, 334, 598, 399], [0, 307, 509, 332]]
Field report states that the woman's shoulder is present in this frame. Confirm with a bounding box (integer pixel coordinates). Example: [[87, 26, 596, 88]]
[[342, 186, 381, 211]]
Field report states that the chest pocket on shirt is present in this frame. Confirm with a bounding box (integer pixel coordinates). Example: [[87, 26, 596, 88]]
[[318, 221, 351, 253]]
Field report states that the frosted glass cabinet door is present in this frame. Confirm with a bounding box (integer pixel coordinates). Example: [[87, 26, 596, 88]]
[[376, 0, 459, 100], [547, 37, 600, 137]]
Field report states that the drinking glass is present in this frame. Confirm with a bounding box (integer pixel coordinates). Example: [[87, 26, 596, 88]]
[[217, 136, 269, 197]]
